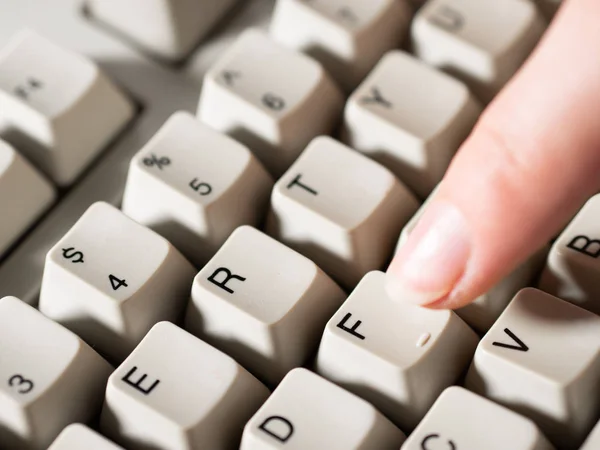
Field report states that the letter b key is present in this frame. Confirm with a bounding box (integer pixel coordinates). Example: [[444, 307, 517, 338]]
[[540, 193, 600, 315]]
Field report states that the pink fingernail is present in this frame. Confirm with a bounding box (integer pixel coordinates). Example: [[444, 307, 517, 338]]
[[386, 201, 471, 306]]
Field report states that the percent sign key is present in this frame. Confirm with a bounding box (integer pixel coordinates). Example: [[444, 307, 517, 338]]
[[143, 154, 171, 170]]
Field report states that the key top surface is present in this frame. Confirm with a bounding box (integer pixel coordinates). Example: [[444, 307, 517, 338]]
[[48, 424, 123, 450], [316, 271, 478, 430], [87, 0, 239, 61], [270, 0, 411, 91], [267, 136, 419, 289], [101, 321, 269, 450], [466, 288, 600, 450], [539, 193, 600, 315], [0, 30, 134, 186], [343, 50, 480, 198], [0, 296, 112, 449], [39, 202, 196, 362], [401, 386, 555, 450], [122, 111, 273, 267], [241, 368, 406, 450], [411, 0, 545, 102], [198, 29, 343, 176], [186, 225, 345, 385]]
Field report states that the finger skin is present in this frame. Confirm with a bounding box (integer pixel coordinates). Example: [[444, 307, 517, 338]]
[[387, 0, 600, 309]]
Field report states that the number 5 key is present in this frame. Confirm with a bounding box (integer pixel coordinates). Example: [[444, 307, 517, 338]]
[[39, 202, 196, 363]]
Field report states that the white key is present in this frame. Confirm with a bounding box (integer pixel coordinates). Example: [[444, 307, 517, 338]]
[[266, 136, 419, 290], [197, 29, 343, 176], [185, 225, 345, 385], [342, 51, 481, 198], [270, 0, 411, 92], [0, 30, 134, 186], [87, 0, 238, 61], [0, 139, 55, 258], [411, 0, 546, 102], [396, 188, 546, 333], [101, 321, 269, 450], [39, 202, 196, 362], [0, 296, 112, 449], [122, 112, 273, 267], [539, 194, 600, 315], [465, 288, 600, 450], [315, 271, 478, 430], [48, 424, 123, 450], [401, 387, 555, 450], [242, 368, 406, 450], [581, 421, 600, 450]]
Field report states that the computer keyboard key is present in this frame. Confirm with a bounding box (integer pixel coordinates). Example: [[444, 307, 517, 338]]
[[342, 51, 481, 198], [266, 136, 419, 290], [396, 189, 546, 333], [0, 30, 134, 186], [48, 424, 123, 450], [411, 0, 546, 102], [539, 194, 600, 315], [122, 112, 273, 267], [0, 139, 55, 258], [241, 368, 406, 450], [465, 288, 600, 450], [101, 321, 269, 450], [270, 0, 411, 92], [580, 421, 600, 450], [198, 29, 344, 176], [316, 271, 478, 430], [39, 202, 196, 362], [185, 225, 345, 385], [401, 386, 555, 450], [87, 0, 238, 61], [0, 296, 112, 449]]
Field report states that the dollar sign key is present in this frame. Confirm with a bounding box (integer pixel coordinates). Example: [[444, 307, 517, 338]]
[[62, 247, 84, 264]]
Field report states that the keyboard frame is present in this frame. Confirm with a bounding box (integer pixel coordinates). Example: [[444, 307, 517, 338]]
[[0, 0, 275, 304]]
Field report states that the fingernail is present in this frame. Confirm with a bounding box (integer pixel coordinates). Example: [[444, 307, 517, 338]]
[[386, 201, 471, 306]]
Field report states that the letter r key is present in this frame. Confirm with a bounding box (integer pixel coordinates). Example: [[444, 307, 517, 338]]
[[540, 194, 600, 315]]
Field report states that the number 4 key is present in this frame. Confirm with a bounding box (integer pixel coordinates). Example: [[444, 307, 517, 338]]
[[39, 202, 196, 363]]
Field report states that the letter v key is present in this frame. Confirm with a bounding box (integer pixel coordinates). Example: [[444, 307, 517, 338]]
[[492, 328, 529, 352]]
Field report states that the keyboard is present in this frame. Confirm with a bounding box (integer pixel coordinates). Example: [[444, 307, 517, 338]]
[[2, 1, 600, 450]]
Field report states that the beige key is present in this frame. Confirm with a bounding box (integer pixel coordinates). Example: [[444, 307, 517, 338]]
[[315, 271, 478, 431], [122, 112, 273, 267], [197, 29, 343, 176], [396, 188, 546, 333], [401, 387, 554, 450], [185, 226, 345, 385], [101, 321, 269, 450], [270, 0, 411, 92], [342, 50, 481, 198], [241, 368, 406, 450], [411, 0, 546, 102], [48, 424, 123, 450], [0, 296, 112, 449], [87, 0, 238, 61], [580, 421, 600, 450], [39, 202, 196, 362], [266, 136, 419, 290], [539, 194, 600, 315], [465, 288, 600, 450], [0, 30, 134, 186], [0, 139, 55, 258]]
